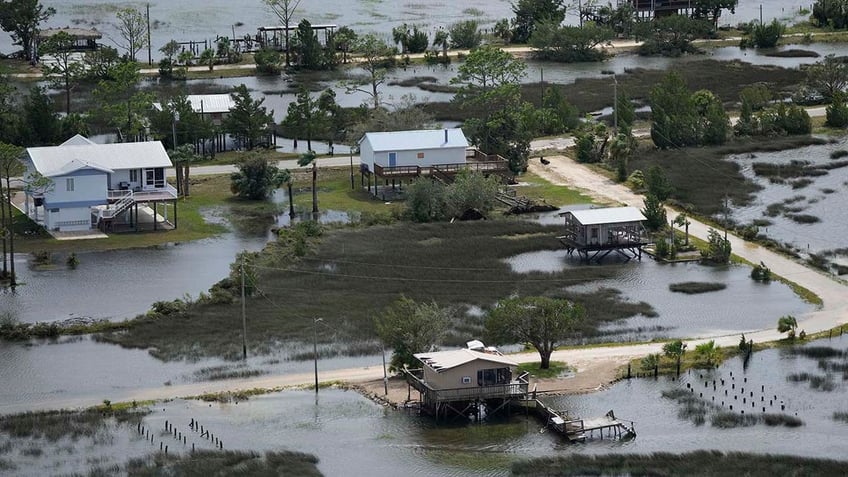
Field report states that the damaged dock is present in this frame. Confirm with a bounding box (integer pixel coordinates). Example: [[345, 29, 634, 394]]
[[522, 398, 636, 442]]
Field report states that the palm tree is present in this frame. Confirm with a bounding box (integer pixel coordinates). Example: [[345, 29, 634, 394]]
[[777, 315, 798, 339], [199, 48, 215, 71], [168, 144, 199, 197], [298, 150, 318, 217], [433, 30, 449, 59], [694, 340, 721, 367], [662, 340, 687, 376], [674, 213, 691, 246]]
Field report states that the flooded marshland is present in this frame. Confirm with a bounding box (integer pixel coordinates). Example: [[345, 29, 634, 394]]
[[729, 136, 848, 261], [3, 335, 846, 476]]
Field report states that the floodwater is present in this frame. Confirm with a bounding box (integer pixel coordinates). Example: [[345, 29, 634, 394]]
[[505, 250, 811, 340], [729, 136, 848, 257], [4, 335, 846, 476], [0, 233, 267, 324], [6, 1, 811, 61]]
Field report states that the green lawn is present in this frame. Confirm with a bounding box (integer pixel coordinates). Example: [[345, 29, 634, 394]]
[[514, 171, 594, 206]]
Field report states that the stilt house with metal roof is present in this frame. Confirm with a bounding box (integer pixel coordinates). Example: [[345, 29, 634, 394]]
[[558, 206, 649, 262], [404, 344, 529, 421]]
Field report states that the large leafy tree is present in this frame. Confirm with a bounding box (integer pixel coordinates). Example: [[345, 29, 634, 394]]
[[282, 87, 325, 151], [230, 153, 286, 200], [448, 20, 481, 49], [263, 0, 301, 67], [114, 7, 148, 62], [692, 0, 738, 28], [223, 84, 274, 150], [374, 296, 450, 372], [0, 0, 54, 61], [292, 19, 325, 69], [529, 22, 613, 63], [19, 86, 60, 146], [486, 296, 584, 369], [0, 75, 19, 145], [806, 54, 848, 100], [511, 0, 566, 44], [636, 15, 712, 57], [92, 61, 154, 141], [650, 72, 699, 149], [452, 45, 531, 173], [40, 32, 86, 115]]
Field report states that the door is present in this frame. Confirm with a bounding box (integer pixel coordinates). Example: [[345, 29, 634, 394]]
[[388, 152, 397, 168], [145, 169, 155, 188]]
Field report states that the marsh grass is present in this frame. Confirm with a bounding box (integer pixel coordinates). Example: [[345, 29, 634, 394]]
[[629, 136, 825, 216], [0, 409, 146, 442], [785, 346, 846, 359], [192, 364, 267, 382], [834, 412, 848, 423], [669, 282, 727, 294], [787, 213, 821, 224], [786, 372, 837, 391], [126, 450, 321, 476], [511, 451, 846, 476], [710, 411, 759, 428], [100, 221, 655, 361]]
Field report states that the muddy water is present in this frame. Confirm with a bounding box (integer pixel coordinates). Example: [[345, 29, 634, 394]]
[[15, 1, 810, 61], [729, 136, 848, 257], [0, 233, 267, 324], [5, 335, 845, 476]]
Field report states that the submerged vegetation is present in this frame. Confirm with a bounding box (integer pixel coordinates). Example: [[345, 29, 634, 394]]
[[669, 281, 727, 294], [511, 451, 846, 476]]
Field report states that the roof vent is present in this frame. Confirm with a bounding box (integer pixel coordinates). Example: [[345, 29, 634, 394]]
[[466, 339, 485, 351]]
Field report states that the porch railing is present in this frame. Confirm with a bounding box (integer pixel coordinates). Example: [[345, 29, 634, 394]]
[[404, 368, 530, 404]]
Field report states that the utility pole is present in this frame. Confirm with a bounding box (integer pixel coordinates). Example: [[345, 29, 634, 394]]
[[241, 258, 247, 360], [613, 74, 618, 135], [146, 4, 152, 66], [381, 345, 389, 396], [723, 193, 729, 241], [540, 67, 544, 106], [313, 318, 322, 394]]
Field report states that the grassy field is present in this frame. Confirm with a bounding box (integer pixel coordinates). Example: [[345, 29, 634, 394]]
[[511, 451, 848, 476], [126, 450, 322, 476], [99, 220, 655, 361]]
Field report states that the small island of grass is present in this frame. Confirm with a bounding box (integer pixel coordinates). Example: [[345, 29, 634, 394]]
[[669, 282, 727, 295]]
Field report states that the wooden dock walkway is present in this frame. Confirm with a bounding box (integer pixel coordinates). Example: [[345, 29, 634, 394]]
[[521, 397, 636, 442]]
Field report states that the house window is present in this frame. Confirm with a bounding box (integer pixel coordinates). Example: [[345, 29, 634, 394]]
[[129, 169, 138, 182], [461, 376, 472, 384], [66, 178, 74, 192], [417, 152, 424, 159]]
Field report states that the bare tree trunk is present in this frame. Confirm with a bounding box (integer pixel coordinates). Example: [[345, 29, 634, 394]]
[[0, 175, 7, 276], [5, 175, 14, 287], [287, 183, 294, 218], [311, 162, 318, 215], [184, 164, 191, 197], [175, 164, 183, 197]]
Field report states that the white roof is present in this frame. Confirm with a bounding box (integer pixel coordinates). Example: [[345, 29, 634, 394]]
[[153, 94, 236, 114], [361, 129, 468, 152], [562, 206, 646, 225], [61, 134, 96, 146], [27, 139, 172, 177], [414, 348, 518, 372]]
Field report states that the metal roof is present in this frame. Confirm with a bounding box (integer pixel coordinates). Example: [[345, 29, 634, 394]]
[[61, 134, 95, 146], [27, 139, 172, 177], [361, 129, 468, 152], [152, 94, 236, 114], [561, 206, 646, 225], [414, 348, 518, 372], [51, 158, 113, 176]]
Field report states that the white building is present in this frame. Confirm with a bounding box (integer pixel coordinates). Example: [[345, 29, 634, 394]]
[[359, 128, 469, 174], [152, 94, 236, 126], [22, 136, 177, 232]]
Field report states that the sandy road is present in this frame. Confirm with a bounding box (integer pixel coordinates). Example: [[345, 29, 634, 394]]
[[6, 151, 847, 414]]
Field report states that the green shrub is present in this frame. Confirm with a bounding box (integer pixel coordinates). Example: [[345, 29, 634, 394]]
[[826, 92, 848, 128], [750, 263, 772, 282], [751, 19, 785, 48], [254, 48, 283, 75]]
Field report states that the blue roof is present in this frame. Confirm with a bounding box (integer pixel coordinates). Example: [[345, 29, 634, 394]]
[[361, 129, 468, 152]]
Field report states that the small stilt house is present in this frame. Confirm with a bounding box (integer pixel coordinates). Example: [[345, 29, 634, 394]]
[[558, 206, 648, 262], [405, 343, 529, 421]]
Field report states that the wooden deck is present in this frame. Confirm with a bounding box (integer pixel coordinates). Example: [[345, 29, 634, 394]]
[[404, 368, 529, 421], [523, 397, 636, 442]]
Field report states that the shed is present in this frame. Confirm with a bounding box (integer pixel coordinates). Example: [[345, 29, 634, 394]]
[[558, 206, 649, 262]]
